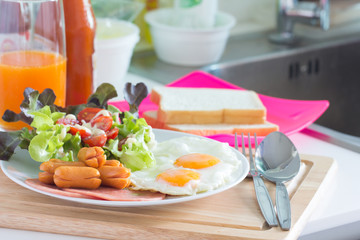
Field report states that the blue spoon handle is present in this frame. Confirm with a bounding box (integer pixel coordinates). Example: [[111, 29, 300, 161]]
[[252, 175, 279, 227], [276, 182, 291, 230]]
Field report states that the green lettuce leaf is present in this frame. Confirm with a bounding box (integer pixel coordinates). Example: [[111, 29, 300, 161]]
[[0, 131, 22, 160], [29, 106, 65, 131], [107, 104, 121, 114], [18, 128, 37, 150], [28, 123, 68, 162], [104, 126, 156, 171], [123, 82, 148, 117], [51, 112, 65, 122], [115, 128, 155, 171], [27, 107, 78, 162], [88, 83, 118, 108], [103, 138, 121, 160], [120, 129, 155, 171], [116, 112, 151, 140], [121, 147, 155, 172], [61, 133, 82, 161], [28, 131, 59, 162], [30, 112, 54, 131], [2, 88, 59, 125]]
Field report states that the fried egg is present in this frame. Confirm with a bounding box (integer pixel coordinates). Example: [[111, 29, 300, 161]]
[[130, 136, 241, 195]]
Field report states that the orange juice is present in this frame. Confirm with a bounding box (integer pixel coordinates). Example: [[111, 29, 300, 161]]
[[0, 50, 66, 130]]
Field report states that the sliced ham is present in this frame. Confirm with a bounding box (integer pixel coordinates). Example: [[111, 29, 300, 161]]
[[25, 179, 94, 199], [25, 178, 166, 201], [64, 187, 166, 201]]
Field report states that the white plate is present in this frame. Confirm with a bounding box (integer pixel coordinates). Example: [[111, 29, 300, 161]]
[[0, 129, 249, 207]]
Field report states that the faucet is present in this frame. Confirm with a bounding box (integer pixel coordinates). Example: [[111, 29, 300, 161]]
[[269, 0, 330, 44]]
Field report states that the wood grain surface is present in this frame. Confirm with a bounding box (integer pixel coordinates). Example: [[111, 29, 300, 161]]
[[0, 154, 336, 240]]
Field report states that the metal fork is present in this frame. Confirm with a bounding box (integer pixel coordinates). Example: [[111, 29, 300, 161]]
[[235, 132, 278, 227]]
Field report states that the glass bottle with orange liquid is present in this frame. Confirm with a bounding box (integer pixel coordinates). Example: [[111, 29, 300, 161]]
[[0, 0, 66, 131], [63, 0, 96, 106]]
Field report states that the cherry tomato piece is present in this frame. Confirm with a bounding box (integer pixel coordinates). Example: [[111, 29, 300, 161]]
[[83, 134, 107, 147], [56, 118, 79, 126], [91, 116, 113, 132], [69, 126, 91, 139], [77, 108, 103, 122], [106, 128, 119, 140]]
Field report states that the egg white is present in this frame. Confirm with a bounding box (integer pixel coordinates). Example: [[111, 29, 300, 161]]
[[129, 136, 242, 195]]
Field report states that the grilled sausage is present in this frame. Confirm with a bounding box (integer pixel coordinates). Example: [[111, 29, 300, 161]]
[[38, 171, 54, 185], [54, 166, 101, 189], [103, 160, 121, 167], [98, 165, 131, 189], [77, 147, 106, 168], [40, 159, 86, 174]]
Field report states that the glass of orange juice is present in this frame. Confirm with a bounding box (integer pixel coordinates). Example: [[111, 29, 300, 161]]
[[0, 0, 66, 131]]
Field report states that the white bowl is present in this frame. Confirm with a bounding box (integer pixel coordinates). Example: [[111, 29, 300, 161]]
[[145, 8, 236, 66]]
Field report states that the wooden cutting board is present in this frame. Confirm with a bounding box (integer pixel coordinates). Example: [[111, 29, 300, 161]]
[[0, 154, 336, 240]]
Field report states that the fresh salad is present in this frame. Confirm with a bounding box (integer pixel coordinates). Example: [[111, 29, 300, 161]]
[[0, 82, 155, 171]]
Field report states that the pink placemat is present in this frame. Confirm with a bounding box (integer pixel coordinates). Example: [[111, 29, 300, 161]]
[[110, 71, 329, 146]]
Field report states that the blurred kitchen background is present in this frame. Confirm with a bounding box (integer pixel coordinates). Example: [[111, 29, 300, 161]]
[[127, 0, 360, 50], [91, 0, 360, 152]]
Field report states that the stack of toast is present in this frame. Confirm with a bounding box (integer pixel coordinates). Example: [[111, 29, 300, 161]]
[[143, 87, 279, 136]]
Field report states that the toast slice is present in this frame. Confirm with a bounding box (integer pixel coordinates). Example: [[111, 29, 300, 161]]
[[143, 111, 278, 136], [150, 87, 266, 124]]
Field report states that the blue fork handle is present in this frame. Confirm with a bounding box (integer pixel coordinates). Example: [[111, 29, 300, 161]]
[[252, 175, 279, 227]]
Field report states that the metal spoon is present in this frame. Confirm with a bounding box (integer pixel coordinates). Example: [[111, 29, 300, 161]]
[[255, 131, 301, 230]]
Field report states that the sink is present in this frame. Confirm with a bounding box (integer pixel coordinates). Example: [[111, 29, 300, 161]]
[[203, 37, 360, 138], [130, 22, 360, 152]]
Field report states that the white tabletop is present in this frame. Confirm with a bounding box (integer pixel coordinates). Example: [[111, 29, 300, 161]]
[[1, 73, 360, 240]]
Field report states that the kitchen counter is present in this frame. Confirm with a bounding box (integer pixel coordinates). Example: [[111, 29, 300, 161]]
[[1, 73, 360, 240]]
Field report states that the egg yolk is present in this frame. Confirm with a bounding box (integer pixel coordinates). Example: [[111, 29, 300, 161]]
[[156, 169, 200, 187], [174, 153, 220, 169]]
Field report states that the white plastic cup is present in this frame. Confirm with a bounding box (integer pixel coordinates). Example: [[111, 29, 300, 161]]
[[94, 18, 139, 100]]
